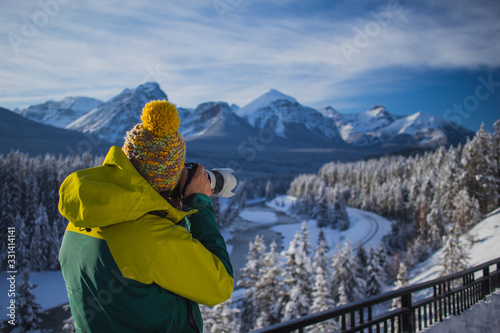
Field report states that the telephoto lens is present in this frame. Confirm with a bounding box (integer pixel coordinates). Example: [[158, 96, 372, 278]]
[[206, 168, 237, 197], [184, 163, 237, 198]]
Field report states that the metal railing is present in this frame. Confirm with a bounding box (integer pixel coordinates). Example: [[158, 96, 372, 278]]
[[250, 257, 500, 333]]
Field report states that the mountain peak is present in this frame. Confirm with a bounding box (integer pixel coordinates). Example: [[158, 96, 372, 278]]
[[136, 82, 161, 93], [319, 106, 339, 119], [266, 89, 297, 102], [238, 89, 297, 117], [115, 82, 167, 102], [365, 105, 390, 118], [67, 82, 169, 144]]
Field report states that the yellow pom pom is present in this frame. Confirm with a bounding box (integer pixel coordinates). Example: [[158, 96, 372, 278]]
[[141, 100, 180, 136]]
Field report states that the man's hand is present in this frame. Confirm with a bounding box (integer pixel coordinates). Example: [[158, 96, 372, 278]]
[[181, 164, 213, 198]]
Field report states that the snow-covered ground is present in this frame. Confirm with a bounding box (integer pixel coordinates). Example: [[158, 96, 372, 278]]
[[265, 195, 393, 254], [410, 207, 500, 286], [407, 208, 500, 332]]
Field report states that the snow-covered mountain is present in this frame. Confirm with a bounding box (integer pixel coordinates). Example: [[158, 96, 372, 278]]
[[179, 101, 254, 138], [237, 89, 343, 143], [10, 82, 474, 159], [15, 96, 102, 128], [322, 105, 474, 146], [67, 82, 167, 144]]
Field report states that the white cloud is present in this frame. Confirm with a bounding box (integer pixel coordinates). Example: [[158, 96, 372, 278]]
[[0, 0, 499, 111]]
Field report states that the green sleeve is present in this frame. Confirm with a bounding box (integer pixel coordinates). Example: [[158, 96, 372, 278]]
[[184, 194, 234, 278]]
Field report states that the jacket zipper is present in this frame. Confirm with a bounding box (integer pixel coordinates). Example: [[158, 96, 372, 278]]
[[185, 299, 201, 333]]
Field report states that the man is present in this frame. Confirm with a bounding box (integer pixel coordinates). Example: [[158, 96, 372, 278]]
[[58, 100, 234, 332]]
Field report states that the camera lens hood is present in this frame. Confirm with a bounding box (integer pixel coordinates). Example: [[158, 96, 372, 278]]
[[206, 168, 237, 197]]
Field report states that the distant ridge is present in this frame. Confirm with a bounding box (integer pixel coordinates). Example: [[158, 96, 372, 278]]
[[3, 83, 476, 176], [0, 107, 111, 157]]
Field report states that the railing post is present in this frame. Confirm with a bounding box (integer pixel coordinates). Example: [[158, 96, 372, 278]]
[[482, 266, 491, 298], [401, 293, 414, 333]]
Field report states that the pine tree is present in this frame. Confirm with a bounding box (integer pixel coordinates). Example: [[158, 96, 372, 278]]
[[254, 240, 285, 329], [201, 300, 240, 333], [426, 197, 448, 250], [462, 125, 498, 214], [440, 224, 469, 277], [308, 265, 339, 333], [391, 261, 409, 308], [452, 188, 482, 233], [391, 261, 409, 332], [492, 119, 500, 207], [237, 235, 266, 333], [376, 244, 389, 285], [332, 200, 350, 231], [282, 222, 313, 321], [331, 239, 364, 305], [365, 247, 385, 297], [313, 231, 331, 275], [356, 244, 368, 279], [18, 268, 43, 331], [313, 188, 330, 228], [437, 145, 464, 222]]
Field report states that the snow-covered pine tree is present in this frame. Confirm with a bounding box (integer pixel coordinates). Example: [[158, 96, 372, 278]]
[[332, 200, 350, 231], [365, 247, 385, 297], [376, 244, 389, 284], [308, 265, 339, 333], [313, 231, 330, 275], [201, 300, 240, 333], [440, 224, 469, 277], [282, 222, 313, 321], [313, 186, 330, 228], [426, 197, 448, 251], [452, 188, 482, 234], [254, 240, 285, 329], [436, 145, 464, 222], [237, 235, 267, 333], [462, 124, 498, 215], [391, 261, 409, 309], [18, 268, 43, 331], [391, 261, 409, 332], [331, 239, 364, 305], [356, 244, 368, 279], [493, 120, 500, 207], [337, 281, 349, 307]]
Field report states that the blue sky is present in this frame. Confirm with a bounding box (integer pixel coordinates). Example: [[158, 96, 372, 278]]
[[1, 0, 499, 131]]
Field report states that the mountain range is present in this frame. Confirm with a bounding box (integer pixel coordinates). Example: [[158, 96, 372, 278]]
[[5, 82, 474, 177]]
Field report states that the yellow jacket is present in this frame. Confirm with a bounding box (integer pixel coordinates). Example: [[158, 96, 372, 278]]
[[58, 146, 234, 332]]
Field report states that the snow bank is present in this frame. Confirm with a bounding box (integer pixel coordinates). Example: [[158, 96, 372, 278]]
[[411, 209, 500, 287]]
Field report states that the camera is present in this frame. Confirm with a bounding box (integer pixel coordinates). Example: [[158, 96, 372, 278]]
[[184, 163, 237, 197]]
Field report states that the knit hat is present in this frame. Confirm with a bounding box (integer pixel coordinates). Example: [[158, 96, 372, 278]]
[[122, 100, 186, 194]]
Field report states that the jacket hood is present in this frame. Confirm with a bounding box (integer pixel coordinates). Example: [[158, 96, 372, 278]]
[[59, 146, 190, 228]]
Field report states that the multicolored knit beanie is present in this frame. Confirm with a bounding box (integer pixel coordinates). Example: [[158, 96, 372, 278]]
[[122, 100, 186, 194]]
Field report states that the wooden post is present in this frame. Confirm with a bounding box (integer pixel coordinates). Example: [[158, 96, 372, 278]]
[[482, 266, 490, 298], [401, 293, 414, 333]]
